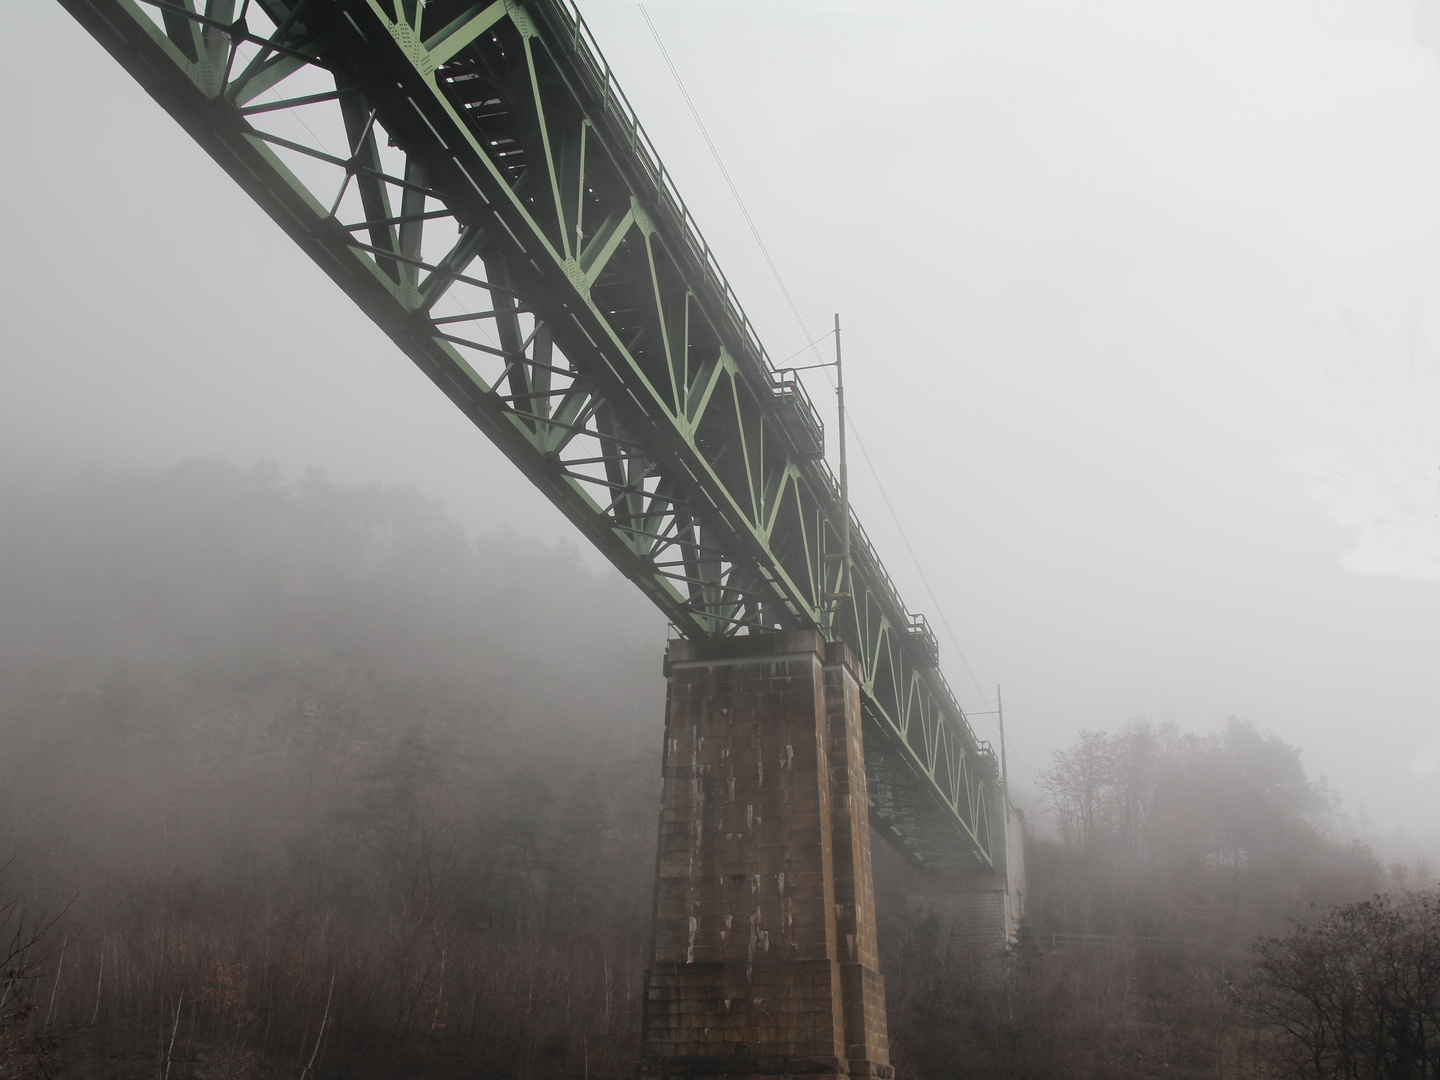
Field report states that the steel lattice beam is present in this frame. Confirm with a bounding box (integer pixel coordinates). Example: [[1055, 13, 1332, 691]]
[[55, 0, 1002, 872]]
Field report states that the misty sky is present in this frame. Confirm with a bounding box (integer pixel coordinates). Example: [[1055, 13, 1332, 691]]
[[3, 0, 1438, 836]]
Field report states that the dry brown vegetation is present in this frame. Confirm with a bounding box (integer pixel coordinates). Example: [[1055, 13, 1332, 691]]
[[1248, 889, 1440, 1078], [0, 463, 663, 1079], [875, 721, 1426, 1080], [0, 463, 1428, 1080]]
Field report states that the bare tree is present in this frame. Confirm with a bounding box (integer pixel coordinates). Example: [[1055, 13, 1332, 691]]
[[0, 867, 58, 1079], [1040, 728, 1117, 850], [1247, 889, 1440, 1079]]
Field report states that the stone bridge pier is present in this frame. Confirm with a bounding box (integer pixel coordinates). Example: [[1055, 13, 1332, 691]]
[[639, 630, 893, 1080]]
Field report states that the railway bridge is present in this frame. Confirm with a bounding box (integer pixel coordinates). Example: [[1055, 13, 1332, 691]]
[[54, 0, 1026, 1074]]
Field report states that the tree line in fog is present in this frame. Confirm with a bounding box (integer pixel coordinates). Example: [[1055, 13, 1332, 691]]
[[0, 462, 1433, 1079], [0, 462, 665, 1078], [886, 718, 1433, 1078]]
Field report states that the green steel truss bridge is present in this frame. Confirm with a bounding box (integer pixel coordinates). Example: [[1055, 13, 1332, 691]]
[[59, 0, 1002, 873]]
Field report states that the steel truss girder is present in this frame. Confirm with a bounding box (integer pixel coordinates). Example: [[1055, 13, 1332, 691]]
[[57, 0, 1001, 874]]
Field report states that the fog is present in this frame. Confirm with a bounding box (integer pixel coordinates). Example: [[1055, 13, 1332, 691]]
[[0, 465, 1405, 1078], [3, 0, 1438, 841]]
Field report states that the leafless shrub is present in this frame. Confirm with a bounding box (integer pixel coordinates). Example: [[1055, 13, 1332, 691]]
[[1245, 889, 1440, 1079], [0, 865, 61, 1079]]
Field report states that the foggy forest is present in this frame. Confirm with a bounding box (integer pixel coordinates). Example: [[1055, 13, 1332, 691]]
[[1, 463, 1434, 1080]]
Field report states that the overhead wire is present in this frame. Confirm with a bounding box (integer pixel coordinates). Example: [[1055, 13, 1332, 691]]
[[841, 411, 992, 710], [637, 6, 824, 367], [637, 4, 996, 717], [1008, 745, 1040, 789]]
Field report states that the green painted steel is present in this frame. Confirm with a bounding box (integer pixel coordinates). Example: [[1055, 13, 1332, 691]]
[[56, 0, 1000, 872]]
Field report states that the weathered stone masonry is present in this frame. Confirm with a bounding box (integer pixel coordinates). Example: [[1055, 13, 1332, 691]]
[[639, 631, 892, 1080], [902, 798, 1027, 985]]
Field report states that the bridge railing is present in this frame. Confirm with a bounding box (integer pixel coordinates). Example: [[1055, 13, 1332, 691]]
[[539, 0, 996, 776], [544, 1, 778, 370], [1038, 933, 1251, 959], [767, 368, 826, 459], [809, 456, 995, 767]]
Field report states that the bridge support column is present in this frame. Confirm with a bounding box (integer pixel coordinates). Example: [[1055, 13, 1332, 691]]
[[903, 799, 1027, 983], [641, 630, 892, 1080]]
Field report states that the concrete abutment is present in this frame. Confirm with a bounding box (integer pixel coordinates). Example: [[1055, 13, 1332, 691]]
[[639, 631, 892, 1080]]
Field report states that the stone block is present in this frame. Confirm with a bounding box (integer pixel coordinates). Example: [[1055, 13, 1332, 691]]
[[641, 633, 890, 1080]]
